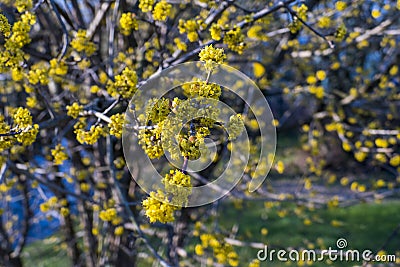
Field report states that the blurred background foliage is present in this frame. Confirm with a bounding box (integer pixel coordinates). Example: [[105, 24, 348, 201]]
[[0, 0, 399, 266]]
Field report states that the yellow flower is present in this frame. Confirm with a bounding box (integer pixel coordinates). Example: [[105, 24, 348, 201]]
[[174, 38, 187, 51], [114, 226, 124, 236], [71, 30, 97, 56], [66, 102, 83, 119], [75, 125, 105, 145], [335, 1, 347, 11], [199, 45, 226, 71], [15, 0, 33, 13], [152, 1, 171, 21], [139, 0, 155, 12], [210, 23, 222, 41], [0, 14, 11, 37], [109, 113, 125, 138], [106, 67, 138, 99], [142, 190, 178, 223], [275, 161, 285, 174], [371, 9, 381, 19], [99, 208, 118, 222], [195, 244, 204, 255], [390, 155, 399, 167], [49, 59, 68, 77], [223, 27, 245, 54], [51, 144, 68, 165], [119, 13, 138, 36], [316, 70, 326, 81], [227, 114, 244, 141]]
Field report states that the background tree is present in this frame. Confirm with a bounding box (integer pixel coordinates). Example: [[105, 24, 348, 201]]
[[0, 0, 399, 266]]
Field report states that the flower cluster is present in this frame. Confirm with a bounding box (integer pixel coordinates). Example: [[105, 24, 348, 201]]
[[99, 208, 117, 222], [0, 14, 11, 37], [227, 114, 244, 141], [0, 116, 13, 151], [223, 27, 245, 54], [174, 37, 187, 51], [138, 46, 247, 223], [9, 107, 39, 146], [209, 23, 222, 41], [288, 4, 308, 33], [15, 0, 33, 13], [109, 113, 125, 138], [1, 11, 36, 72], [49, 59, 68, 77], [28, 64, 49, 85], [145, 98, 171, 124], [162, 169, 192, 205], [178, 134, 203, 160], [183, 81, 222, 99], [75, 125, 106, 145], [51, 144, 68, 165], [66, 103, 84, 119], [335, 24, 347, 41], [138, 127, 164, 159], [179, 19, 203, 42], [199, 45, 226, 71], [139, 0, 155, 13], [39, 196, 69, 216], [152, 1, 171, 22], [196, 233, 239, 266], [70, 29, 97, 56], [119, 12, 138, 36], [142, 190, 177, 223], [106, 67, 138, 99]]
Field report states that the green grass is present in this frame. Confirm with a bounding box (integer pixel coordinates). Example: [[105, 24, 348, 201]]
[[217, 200, 400, 266], [22, 201, 400, 266], [22, 235, 71, 267]]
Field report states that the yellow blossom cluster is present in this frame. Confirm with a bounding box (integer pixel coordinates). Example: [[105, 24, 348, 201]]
[[0, 14, 11, 37], [49, 59, 68, 77], [99, 207, 118, 222], [183, 80, 222, 100], [28, 64, 49, 85], [142, 190, 178, 223], [179, 19, 203, 42], [106, 67, 138, 99], [223, 27, 245, 54], [15, 0, 33, 13], [0, 108, 40, 148], [1, 12, 35, 73], [75, 125, 106, 145], [138, 127, 164, 159], [66, 103, 84, 119], [209, 23, 222, 41], [70, 29, 97, 56], [227, 114, 244, 141], [119, 12, 138, 36], [198, 45, 226, 71], [196, 233, 239, 266], [139, 0, 155, 13], [152, 0, 171, 22], [288, 4, 308, 33], [40, 196, 69, 217], [174, 38, 187, 51], [109, 113, 125, 138], [162, 169, 192, 205], [51, 144, 68, 165]]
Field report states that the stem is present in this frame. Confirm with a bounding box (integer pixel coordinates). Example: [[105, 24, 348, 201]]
[[285, 6, 335, 49], [182, 157, 188, 173]]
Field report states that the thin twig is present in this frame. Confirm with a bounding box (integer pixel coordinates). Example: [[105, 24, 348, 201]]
[[48, 0, 70, 59]]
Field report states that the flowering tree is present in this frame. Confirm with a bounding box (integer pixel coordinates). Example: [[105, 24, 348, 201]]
[[0, 0, 399, 266]]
